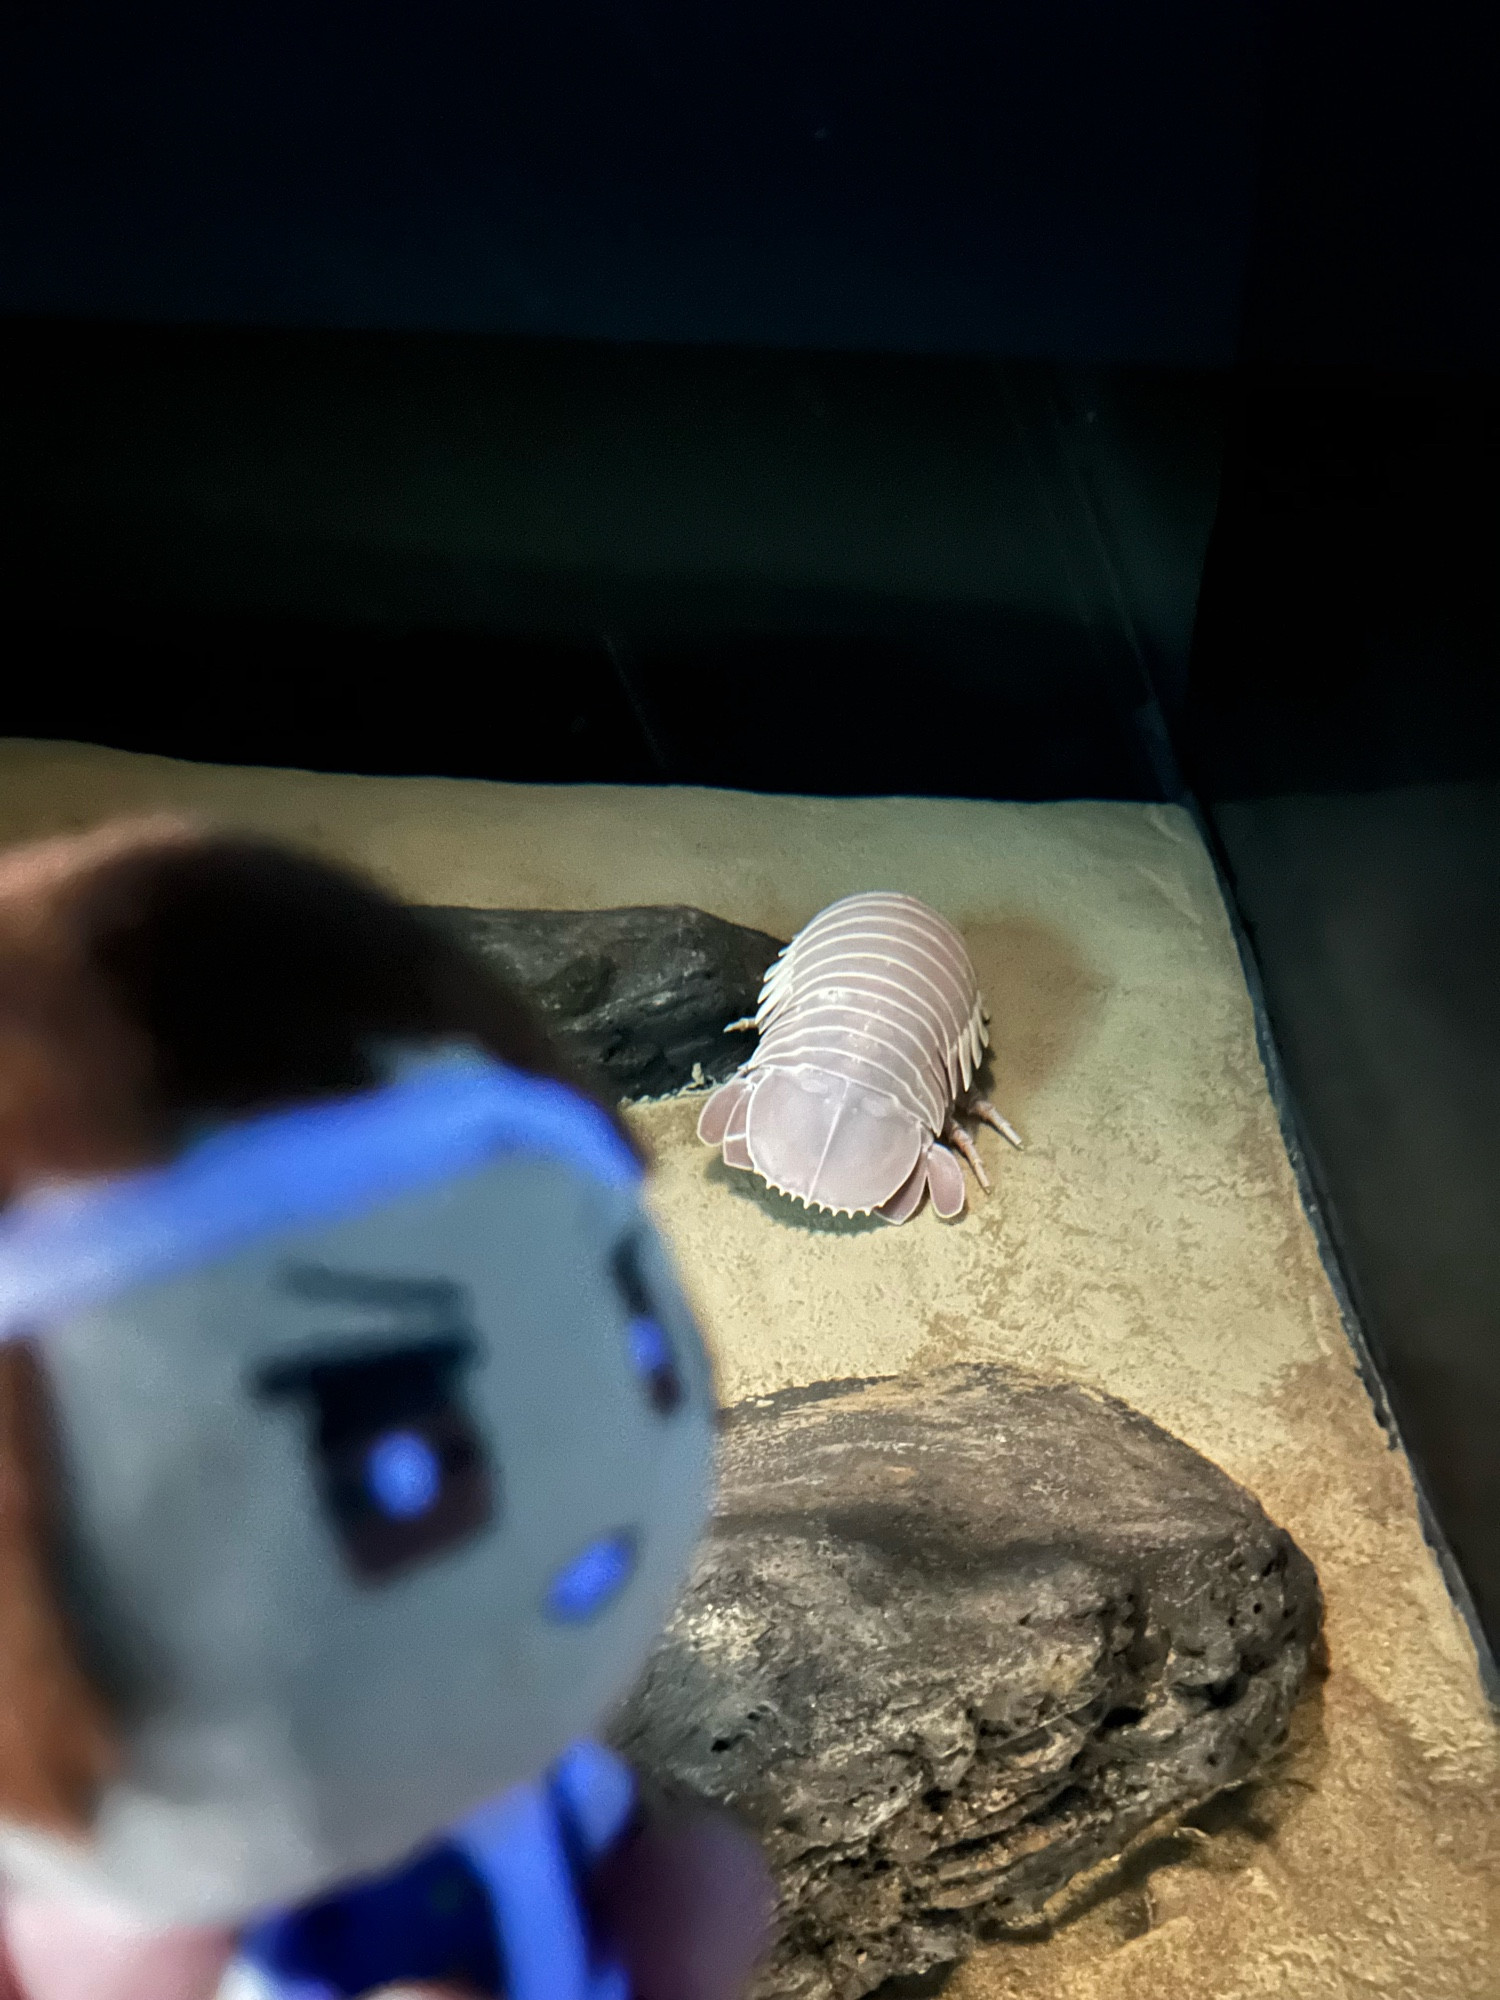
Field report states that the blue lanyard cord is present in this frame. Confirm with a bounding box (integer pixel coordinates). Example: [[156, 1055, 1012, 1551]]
[[0, 1051, 639, 1342]]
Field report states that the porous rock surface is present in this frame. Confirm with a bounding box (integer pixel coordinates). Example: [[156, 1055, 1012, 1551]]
[[425, 904, 780, 1101], [613, 1366, 1322, 2000]]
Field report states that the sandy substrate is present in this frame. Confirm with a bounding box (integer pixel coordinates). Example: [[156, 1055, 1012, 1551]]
[[1, 738, 1495, 1998]]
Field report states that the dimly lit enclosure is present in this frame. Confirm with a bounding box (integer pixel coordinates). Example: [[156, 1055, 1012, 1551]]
[[0, 327, 1217, 803], [0, 1, 1495, 1994]]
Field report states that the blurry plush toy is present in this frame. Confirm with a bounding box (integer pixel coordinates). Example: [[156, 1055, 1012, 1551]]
[[0, 819, 767, 2000]]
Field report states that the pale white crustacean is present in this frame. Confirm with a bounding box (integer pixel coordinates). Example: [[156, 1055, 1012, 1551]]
[[697, 891, 1021, 1223]]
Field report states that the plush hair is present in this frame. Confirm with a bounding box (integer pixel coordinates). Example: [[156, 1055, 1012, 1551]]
[[0, 815, 629, 1834]]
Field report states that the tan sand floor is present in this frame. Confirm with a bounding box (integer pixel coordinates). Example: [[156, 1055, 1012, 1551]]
[[1, 739, 1494, 1998]]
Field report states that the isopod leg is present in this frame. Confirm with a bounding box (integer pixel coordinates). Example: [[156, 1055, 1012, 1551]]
[[968, 1097, 1023, 1149], [942, 1115, 991, 1193]]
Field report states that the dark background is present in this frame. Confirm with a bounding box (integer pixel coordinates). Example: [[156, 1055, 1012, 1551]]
[[0, 0, 1264, 359], [0, 0, 1496, 1664]]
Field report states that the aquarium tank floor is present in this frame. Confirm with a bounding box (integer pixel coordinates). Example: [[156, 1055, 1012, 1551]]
[[0, 738, 1492, 1999]]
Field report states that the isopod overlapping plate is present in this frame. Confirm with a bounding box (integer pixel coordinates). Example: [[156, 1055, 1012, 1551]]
[[697, 891, 1020, 1222]]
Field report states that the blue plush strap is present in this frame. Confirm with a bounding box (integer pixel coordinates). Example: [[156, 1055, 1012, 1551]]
[[454, 1741, 635, 2000], [0, 1049, 639, 1342], [232, 1741, 637, 2000]]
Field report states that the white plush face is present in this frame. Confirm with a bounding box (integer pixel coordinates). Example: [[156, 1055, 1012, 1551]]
[[0, 1157, 715, 1926]]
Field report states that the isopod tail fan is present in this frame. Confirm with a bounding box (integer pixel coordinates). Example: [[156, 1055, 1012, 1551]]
[[696, 1077, 751, 1149], [874, 1155, 928, 1224], [921, 1143, 967, 1220]]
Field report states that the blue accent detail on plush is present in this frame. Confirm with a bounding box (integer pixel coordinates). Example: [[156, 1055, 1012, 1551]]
[[0, 1049, 639, 1340], [545, 1532, 637, 1622], [627, 1314, 672, 1377], [238, 1836, 502, 1997], [236, 1741, 637, 2000]]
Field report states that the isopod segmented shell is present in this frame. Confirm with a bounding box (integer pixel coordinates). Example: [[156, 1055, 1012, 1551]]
[[698, 891, 1016, 1223]]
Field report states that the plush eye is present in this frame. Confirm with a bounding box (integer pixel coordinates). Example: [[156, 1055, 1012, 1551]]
[[611, 1235, 682, 1416], [253, 1337, 496, 1584], [365, 1429, 444, 1519]]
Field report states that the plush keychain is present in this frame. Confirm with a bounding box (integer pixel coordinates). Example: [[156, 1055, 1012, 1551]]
[[0, 820, 765, 2000]]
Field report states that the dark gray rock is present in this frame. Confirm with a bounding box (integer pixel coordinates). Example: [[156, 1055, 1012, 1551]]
[[425, 905, 782, 1101], [613, 1366, 1322, 2000]]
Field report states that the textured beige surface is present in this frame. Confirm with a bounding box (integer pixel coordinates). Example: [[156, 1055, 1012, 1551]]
[[1, 738, 1495, 1997]]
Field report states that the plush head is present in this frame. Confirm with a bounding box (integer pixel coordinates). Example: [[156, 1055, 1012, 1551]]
[[0, 821, 714, 1927]]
